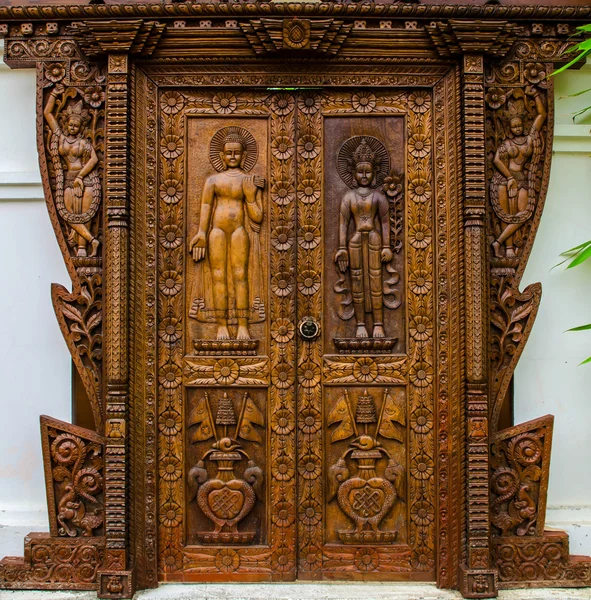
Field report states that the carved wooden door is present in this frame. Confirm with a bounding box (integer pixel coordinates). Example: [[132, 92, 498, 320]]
[[154, 87, 439, 582]]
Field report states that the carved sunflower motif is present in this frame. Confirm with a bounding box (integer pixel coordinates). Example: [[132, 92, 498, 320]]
[[271, 181, 295, 206], [212, 358, 239, 385], [409, 361, 434, 388], [410, 500, 435, 527], [383, 174, 403, 198], [524, 62, 546, 85], [83, 86, 105, 108], [159, 364, 182, 389], [297, 361, 321, 388], [212, 92, 237, 114], [271, 226, 294, 251], [271, 318, 295, 343], [272, 501, 295, 527], [485, 87, 506, 110], [271, 363, 295, 389], [297, 134, 320, 159], [45, 62, 65, 83], [408, 177, 432, 204], [409, 315, 433, 342], [271, 549, 295, 573], [300, 497, 322, 525], [271, 272, 294, 297], [297, 178, 321, 204], [158, 410, 181, 437], [161, 547, 183, 572], [299, 224, 321, 250], [351, 92, 377, 113], [159, 223, 183, 250], [215, 548, 240, 573], [159, 455, 182, 482], [271, 135, 294, 160], [410, 455, 434, 480], [302, 546, 322, 569], [298, 458, 321, 480], [409, 223, 432, 250], [272, 455, 295, 481], [271, 408, 294, 435], [409, 270, 432, 295], [160, 500, 182, 528], [270, 93, 295, 116], [411, 407, 433, 434], [298, 407, 321, 434], [352, 357, 378, 383], [161, 91, 185, 115], [408, 91, 430, 114], [159, 270, 182, 296], [412, 548, 435, 571], [408, 134, 431, 159], [297, 270, 321, 296], [160, 179, 183, 205], [354, 548, 379, 571], [298, 92, 321, 114], [159, 316, 182, 345], [161, 134, 184, 160]]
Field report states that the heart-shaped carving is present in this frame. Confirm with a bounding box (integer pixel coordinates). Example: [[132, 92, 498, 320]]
[[338, 477, 396, 530], [198, 478, 256, 531]]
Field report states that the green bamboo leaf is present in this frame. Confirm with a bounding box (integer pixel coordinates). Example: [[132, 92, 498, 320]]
[[551, 49, 591, 77], [571, 106, 591, 122], [560, 87, 591, 99], [560, 240, 591, 256], [579, 355, 591, 366], [576, 24, 591, 33], [567, 324, 591, 332], [566, 244, 591, 268]]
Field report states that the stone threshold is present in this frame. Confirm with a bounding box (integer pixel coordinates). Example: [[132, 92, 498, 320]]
[[1, 583, 591, 600]]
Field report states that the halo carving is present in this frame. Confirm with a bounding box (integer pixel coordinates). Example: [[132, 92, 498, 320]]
[[209, 126, 258, 173], [337, 135, 390, 189]]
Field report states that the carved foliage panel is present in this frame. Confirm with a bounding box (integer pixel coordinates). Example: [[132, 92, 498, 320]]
[[39, 60, 107, 432], [485, 59, 553, 433], [157, 88, 297, 579], [295, 89, 437, 576]]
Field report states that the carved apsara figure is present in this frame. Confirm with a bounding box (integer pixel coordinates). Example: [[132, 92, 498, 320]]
[[335, 137, 393, 338], [190, 127, 265, 341], [44, 84, 101, 258], [491, 86, 547, 259]]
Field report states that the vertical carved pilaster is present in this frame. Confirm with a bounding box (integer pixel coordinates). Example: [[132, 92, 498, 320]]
[[98, 53, 133, 600], [459, 53, 498, 599]]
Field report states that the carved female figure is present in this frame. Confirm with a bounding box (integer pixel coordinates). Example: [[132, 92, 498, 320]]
[[44, 84, 101, 258], [190, 127, 265, 341], [490, 86, 547, 259], [335, 138, 393, 338]]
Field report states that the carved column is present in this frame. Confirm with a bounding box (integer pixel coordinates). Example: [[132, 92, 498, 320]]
[[98, 52, 133, 600], [459, 53, 498, 599]]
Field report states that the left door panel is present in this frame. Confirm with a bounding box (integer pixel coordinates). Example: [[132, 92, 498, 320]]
[[156, 89, 298, 581]]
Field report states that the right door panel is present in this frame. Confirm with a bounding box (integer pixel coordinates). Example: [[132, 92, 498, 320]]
[[295, 89, 437, 580]]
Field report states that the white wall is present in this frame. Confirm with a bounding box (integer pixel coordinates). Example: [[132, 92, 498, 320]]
[[0, 43, 589, 556], [516, 59, 591, 553]]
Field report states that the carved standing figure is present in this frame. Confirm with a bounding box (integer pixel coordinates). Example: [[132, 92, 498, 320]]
[[44, 84, 101, 258], [335, 138, 393, 338], [491, 86, 547, 259], [190, 127, 265, 341]]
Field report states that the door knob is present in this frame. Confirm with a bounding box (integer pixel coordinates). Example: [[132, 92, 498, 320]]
[[299, 317, 320, 341]]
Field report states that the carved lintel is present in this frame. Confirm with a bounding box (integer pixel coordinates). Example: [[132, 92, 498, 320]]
[[240, 18, 352, 55], [323, 355, 406, 385], [426, 21, 521, 59], [183, 356, 269, 387], [68, 21, 165, 59]]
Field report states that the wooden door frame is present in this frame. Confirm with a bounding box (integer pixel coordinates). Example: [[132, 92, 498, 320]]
[[0, 4, 590, 598]]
